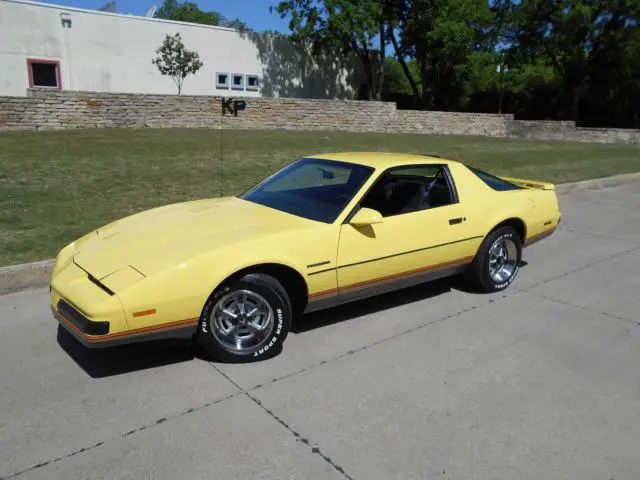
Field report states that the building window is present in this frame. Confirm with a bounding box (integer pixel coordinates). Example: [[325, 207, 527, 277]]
[[231, 74, 245, 90], [27, 59, 62, 90], [216, 72, 229, 89], [245, 75, 259, 91]]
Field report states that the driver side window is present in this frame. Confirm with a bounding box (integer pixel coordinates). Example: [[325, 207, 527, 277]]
[[360, 165, 456, 217]]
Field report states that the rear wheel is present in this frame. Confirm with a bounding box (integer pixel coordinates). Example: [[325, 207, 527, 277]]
[[468, 226, 521, 292], [197, 273, 292, 363]]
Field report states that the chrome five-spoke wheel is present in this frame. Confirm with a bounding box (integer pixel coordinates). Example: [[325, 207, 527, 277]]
[[210, 290, 274, 352], [198, 273, 292, 363], [488, 237, 518, 283], [468, 226, 522, 293]]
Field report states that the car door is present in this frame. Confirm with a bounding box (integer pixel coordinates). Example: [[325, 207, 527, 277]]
[[336, 165, 482, 302]]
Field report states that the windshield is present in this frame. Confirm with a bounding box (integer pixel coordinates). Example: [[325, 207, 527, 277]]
[[240, 158, 374, 223]]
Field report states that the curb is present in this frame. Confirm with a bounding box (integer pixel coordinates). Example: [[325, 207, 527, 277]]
[[555, 171, 640, 195], [1, 171, 639, 295], [0, 260, 54, 295]]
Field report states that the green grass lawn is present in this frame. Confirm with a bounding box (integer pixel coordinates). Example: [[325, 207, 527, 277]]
[[1, 128, 638, 266]]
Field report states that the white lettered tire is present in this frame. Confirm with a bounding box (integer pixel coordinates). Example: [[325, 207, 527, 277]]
[[197, 273, 292, 363], [469, 226, 522, 293]]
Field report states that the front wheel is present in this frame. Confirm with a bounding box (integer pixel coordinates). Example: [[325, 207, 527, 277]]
[[468, 227, 522, 293], [196, 273, 292, 363]]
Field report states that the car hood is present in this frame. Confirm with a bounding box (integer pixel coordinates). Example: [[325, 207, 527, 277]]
[[73, 197, 314, 279]]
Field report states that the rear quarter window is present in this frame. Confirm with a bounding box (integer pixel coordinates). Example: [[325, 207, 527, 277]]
[[467, 167, 522, 191]]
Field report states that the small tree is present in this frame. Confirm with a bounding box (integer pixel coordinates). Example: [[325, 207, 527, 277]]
[[152, 33, 203, 94]]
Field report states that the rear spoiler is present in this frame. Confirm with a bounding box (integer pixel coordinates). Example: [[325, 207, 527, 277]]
[[499, 176, 555, 191]]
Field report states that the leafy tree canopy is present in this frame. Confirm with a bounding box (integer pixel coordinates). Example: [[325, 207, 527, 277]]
[[274, 0, 640, 127], [156, 0, 247, 29]]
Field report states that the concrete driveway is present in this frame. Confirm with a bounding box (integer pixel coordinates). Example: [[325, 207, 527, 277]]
[[1, 183, 639, 480]]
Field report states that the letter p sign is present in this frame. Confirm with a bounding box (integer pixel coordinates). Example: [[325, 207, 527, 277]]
[[221, 98, 247, 117]]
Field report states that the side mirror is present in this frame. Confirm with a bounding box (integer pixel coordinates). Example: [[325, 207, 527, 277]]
[[349, 207, 383, 227]]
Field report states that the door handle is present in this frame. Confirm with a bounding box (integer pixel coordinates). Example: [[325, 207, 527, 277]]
[[449, 217, 465, 225]]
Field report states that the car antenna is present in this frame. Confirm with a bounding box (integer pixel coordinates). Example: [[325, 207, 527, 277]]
[[219, 108, 224, 197]]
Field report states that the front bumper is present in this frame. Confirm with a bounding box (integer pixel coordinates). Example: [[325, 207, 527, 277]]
[[53, 299, 198, 348], [52, 300, 115, 349]]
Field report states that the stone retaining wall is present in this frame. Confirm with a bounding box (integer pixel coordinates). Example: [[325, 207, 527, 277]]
[[0, 89, 638, 144], [396, 110, 512, 137], [0, 90, 398, 133], [509, 120, 640, 144]]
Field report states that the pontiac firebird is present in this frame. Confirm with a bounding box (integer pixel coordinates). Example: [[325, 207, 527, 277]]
[[51, 152, 561, 362]]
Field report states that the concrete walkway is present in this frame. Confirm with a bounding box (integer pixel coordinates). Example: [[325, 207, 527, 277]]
[[1, 183, 639, 480]]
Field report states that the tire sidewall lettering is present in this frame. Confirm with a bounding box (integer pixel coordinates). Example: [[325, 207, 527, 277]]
[[254, 307, 284, 357], [200, 286, 230, 334]]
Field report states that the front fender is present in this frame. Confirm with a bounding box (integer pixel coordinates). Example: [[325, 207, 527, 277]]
[[116, 245, 308, 331], [117, 223, 339, 328]]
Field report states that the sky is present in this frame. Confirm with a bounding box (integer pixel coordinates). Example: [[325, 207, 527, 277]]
[[38, 0, 291, 32]]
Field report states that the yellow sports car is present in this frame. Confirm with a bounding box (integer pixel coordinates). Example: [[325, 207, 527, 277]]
[[51, 152, 561, 362]]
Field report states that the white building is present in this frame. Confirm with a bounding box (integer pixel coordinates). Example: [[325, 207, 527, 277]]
[[0, 0, 361, 98]]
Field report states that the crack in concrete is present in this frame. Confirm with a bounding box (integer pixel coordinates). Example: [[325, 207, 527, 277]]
[[524, 290, 640, 328], [248, 301, 495, 393], [118, 391, 242, 438], [560, 196, 640, 209], [2, 441, 105, 480], [210, 364, 355, 480], [522, 245, 640, 290], [558, 227, 640, 246], [3, 392, 242, 479]]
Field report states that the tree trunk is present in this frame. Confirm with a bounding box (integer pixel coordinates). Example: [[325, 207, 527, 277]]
[[562, 75, 584, 122], [389, 30, 420, 100], [359, 52, 375, 100], [376, 16, 386, 101]]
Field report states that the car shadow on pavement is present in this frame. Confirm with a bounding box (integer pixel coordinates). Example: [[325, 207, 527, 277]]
[[57, 326, 196, 379], [293, 278, 455, 334]]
